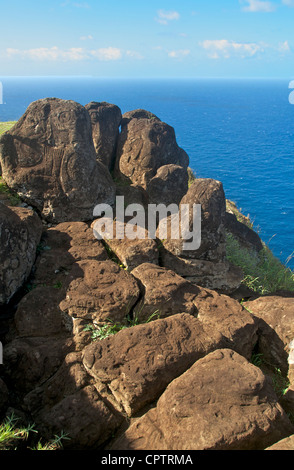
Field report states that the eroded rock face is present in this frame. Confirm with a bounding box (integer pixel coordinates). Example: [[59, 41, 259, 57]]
[[85, 101, 122, 170], [59, 259, 140, 324], [146, 164, 189, 206], [114, 109, 189, 189], [111, 349, 294, 450], [0, 98, 115, 223], [244, 296, 294, 376], [0, 203, 42, 305], [157, 178, 243, 293]]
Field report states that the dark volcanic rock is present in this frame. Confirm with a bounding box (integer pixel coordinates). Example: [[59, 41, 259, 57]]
[[85, 101, 122, 170], [114, 109, 189, 188], [0, 203, 42, 305], [0, 98, 115, 223]]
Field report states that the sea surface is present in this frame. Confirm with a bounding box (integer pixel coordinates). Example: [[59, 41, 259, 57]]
[[0, 76, 293, 269]]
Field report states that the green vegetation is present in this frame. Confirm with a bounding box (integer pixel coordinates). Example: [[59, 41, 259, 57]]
[[0, 413, 68, 450], [187, 167, 196, 188], [0, 121, 16, 136], [226, 231, 294, 295], [250, 353, 290, 399], [84, 309, 160, 341], [0, 176, 21, 206]]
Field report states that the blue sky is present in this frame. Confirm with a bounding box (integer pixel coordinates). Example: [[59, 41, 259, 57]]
[[1, 0, 294, 78]]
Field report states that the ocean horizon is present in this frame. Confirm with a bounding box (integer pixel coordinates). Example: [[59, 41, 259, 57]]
[[0, 76, 293, 270]]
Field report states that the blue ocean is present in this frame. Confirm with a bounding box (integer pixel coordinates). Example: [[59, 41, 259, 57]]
[[0, 76, 293, 269]]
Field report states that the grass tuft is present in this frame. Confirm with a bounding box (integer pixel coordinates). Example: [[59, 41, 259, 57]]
[[226, 231, 294, 295]]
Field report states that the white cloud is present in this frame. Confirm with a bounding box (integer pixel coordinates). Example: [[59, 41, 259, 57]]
[[6, 46, 87, 61], [277, 40, 291, 52], [282, 0, 294, 6], [126, 50, 144, 60], [200, 39, 264, 59], [6, 46, 123, 62], [90, 47, 122, 61], [155, 10, 180, 25], [168, 49, 190, 59], [80, 35, 94, 41], [240, 0, 276, 12]]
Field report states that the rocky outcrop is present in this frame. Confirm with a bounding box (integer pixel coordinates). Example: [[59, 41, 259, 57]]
[[1, 98, 294, 451], [85, 101, 122, 170], [0, 98, 115, 223], [0, 203, 42, 305]]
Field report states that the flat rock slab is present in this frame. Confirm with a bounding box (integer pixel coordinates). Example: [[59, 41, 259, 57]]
[[111, 349, 294, 450]]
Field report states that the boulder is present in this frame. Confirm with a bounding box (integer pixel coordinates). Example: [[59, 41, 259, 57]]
[[33, 385, 122, 449], [82, 285, 257, 416], [33, 221, 108, 287], [114, 109, 189, 189], [130, 263, 255, 358], [82, 313, 224, 416], [224, 211, 263, 252], [0, 98, 115, 223], [146, 164, 188, 206], [94, 220, 159, 272], [3, 336, 73, 393], [59, 259, 140, 324], [111, 349, 294, 450], [157, 178, 243, 293], [85, 101, 122, 170], [244, 296, 294, 376], [0, 203, 42, 305]]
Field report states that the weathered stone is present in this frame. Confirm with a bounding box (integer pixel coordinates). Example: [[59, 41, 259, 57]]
[[146, 164, 188, 206], [0, 98, 115, 223], [0, 378, 9, 416], [130, 263, 200, 321], [59, 259, 140, 324], [0, 203, 42, 305], [115, 109, 189, 188], [111, 349, 294, 450], [225, 211, 263, 252], [34, 385, 122, 449], [82, 313, 224, 416], [14, 286, 72, 338], [244, 296, 294, 375], [130, 263, 254, 356], [100, 223, 159, 272], [24, 352, 89, 415], [82, 286, 257, 417], [157, 178, 243, 293], [3, 336, 72, 393], [85, 101, 122, 170], [33, 221, 108, 287]]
